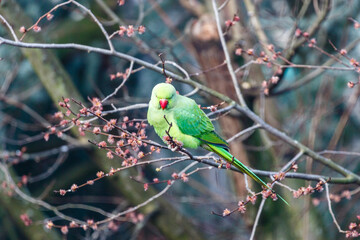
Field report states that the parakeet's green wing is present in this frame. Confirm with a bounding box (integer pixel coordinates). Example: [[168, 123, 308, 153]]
[[173, 97, 229, 149], [169, 94, 288, 206]]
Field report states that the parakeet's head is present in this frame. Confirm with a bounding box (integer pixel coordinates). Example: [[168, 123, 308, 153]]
[[150, 83, 177, 110]]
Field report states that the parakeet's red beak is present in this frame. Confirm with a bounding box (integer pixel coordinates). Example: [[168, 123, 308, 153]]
[[159, 99, 168, 110]]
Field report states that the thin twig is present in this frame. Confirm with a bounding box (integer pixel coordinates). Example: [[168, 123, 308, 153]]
[[318, 150, 360, 157], [218, 0, 231, 11], [250, 198, 266, 240], [101, 61, 134, 103], [71, 0, 114, 52], [211, 0, 247, 107], [0, 14, 19, 41], [323, 178, 346, 233], [0, 162, 86, 225], [95, 161, 198, 225]]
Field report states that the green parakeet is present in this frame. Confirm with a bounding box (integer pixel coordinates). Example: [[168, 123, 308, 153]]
[[147, 83, 287, 204]]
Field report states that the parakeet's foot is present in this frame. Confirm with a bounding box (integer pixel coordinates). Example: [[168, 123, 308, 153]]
[[168, 144, 180, 152]]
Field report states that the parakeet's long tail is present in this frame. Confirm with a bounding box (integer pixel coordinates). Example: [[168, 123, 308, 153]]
[[208, 144, 289, 206]]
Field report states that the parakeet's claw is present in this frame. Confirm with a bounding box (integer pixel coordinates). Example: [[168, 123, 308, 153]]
[[168, 144, 180, 152]]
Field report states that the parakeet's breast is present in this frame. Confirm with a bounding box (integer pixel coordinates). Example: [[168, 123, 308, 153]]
[[147, 106, 201, 149], [147, 107, 169, 132]]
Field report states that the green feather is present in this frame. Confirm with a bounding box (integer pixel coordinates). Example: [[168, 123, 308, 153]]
[[207, 144, 288, 205], [196, 131, 229, 149]]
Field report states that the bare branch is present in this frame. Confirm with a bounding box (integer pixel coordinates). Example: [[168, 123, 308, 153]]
[[211, 0, 247, 107]]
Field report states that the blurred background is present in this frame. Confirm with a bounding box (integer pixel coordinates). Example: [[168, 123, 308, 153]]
[[0, 0, 360, 239]]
